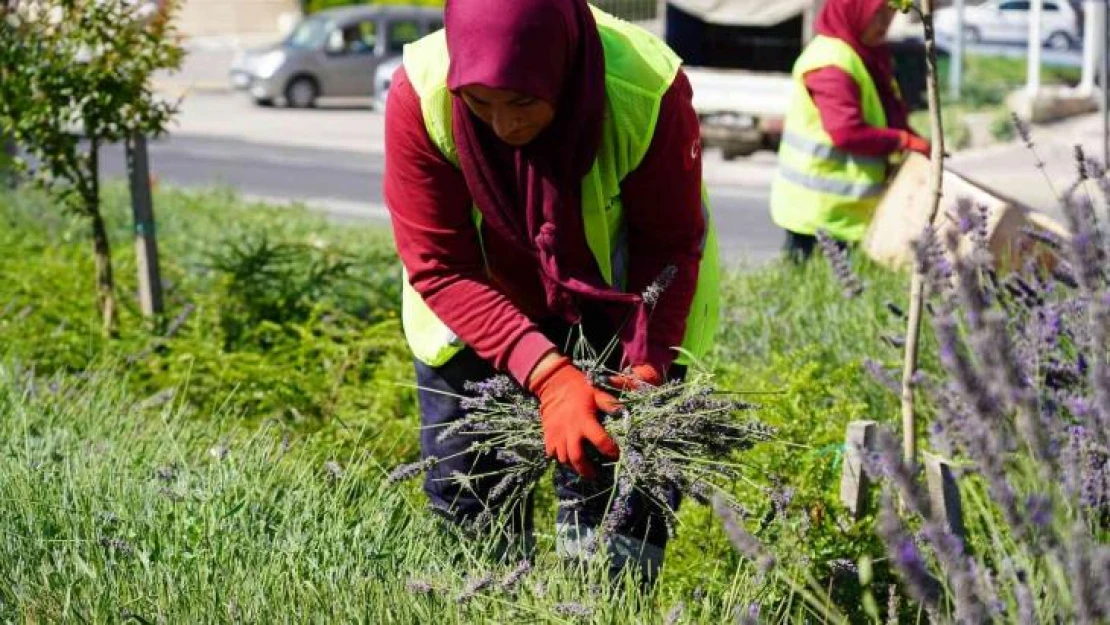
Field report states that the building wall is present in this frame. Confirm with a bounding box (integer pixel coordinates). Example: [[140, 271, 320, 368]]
[[175, 0, 302, 38]]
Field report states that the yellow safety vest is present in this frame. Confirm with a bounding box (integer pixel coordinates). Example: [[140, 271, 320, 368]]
[[398, 7, 720, 368], [770, 35, 890, 242]]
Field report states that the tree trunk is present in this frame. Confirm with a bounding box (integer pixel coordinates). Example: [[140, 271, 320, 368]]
[[87, 139, 118, 337], [900, 1, 947, 467], [90, 209, 118, 337]]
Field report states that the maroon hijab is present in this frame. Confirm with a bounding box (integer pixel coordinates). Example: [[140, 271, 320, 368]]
[[446, 0, 652, 364], [815, 0, 908, 130]]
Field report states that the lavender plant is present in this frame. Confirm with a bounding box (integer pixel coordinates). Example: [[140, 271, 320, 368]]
[[858, 142, 1110, 622]]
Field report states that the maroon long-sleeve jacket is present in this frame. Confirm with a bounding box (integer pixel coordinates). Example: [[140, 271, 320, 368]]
[[803, 66, 914, 157], [384, 67, 705, 385]]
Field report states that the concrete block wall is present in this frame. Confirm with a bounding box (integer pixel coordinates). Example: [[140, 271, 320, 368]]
[[175, 0, 302, 38]]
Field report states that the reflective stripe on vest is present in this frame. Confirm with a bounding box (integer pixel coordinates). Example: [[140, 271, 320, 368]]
[[779, 130, 887, 169], [769, 36, 890, 243], [777, 162, 886, 198], [398, 7, 721, 369]]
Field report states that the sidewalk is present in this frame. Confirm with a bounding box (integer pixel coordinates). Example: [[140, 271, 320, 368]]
[[154, 34, 280, 95], [949, 112, 1108, 220]]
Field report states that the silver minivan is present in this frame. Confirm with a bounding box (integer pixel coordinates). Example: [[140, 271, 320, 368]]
[[229, 5, 443, 108]]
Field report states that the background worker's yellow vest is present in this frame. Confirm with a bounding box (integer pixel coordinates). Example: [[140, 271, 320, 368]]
[[399, 7, 720, 369], [770, 35, 890, 242]]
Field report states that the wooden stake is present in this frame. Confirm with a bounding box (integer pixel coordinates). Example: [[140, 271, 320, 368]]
[[126, 133, 164, 322], [840, 420, 878, 520], [924, 454, 966, 540], [900, 0, 947, 467]]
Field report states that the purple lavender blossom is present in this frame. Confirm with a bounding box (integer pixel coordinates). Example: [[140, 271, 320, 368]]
[[1013, 569, 1037, 625], [864, 359, 902, 394], [386, 456, 438, 485], [456, 573, 494, 604], [642, 265, 678, 307], [712, 493, 774, 573], [664, 602, 685, 625], [877, 499, 940, 609], [500, 560, 532, 590], [1025, 494, 1053, 529], [603, 476, 635, 535], [816, 230, 863, 298], [99, 537, 133, 556], [737, 602, 761, 625], [553, 603, 593, 618]]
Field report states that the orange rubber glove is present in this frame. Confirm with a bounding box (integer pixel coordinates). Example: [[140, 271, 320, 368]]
[[527, 356, 621, 480], [900, 131, 932, 157], [608, 364, 663, 392]]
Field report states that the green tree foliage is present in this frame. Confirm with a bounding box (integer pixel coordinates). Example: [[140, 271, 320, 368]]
[[0, 0, 184, 335]]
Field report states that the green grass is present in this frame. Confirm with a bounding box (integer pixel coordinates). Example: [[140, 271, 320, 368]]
[[916, 52, 1086, 150], [0, 366, 778, 623], [0, 185, 925, 621], [937, 53, 1083, 110]]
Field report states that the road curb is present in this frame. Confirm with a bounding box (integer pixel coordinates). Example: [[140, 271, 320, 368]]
[[153, 79, 234, 95]]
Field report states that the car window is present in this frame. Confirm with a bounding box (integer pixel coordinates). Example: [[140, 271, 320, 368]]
[[286, 16, 333, 50], [999, 1, 1031, 11], [1044, 2, 1059, 10], [387, 20, 421, 54], [327, 20, 378, 55]]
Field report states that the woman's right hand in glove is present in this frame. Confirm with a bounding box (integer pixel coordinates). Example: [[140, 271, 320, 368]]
[[526, 354, 621, 480], [900, 131, 932, 157]]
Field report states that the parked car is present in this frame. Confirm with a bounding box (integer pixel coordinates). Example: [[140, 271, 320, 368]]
[[229, 5, 443, 108], [934, 0, 1080, 50]]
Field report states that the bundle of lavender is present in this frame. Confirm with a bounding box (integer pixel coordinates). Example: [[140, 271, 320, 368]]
[[390, 358, 775, 533]]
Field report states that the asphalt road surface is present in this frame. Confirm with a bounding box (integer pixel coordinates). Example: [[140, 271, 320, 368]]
[[98, 93, 784, 265]]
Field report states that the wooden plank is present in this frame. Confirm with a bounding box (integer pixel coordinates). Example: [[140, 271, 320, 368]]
[[924, 453, 966, 540], [126, 133, 164, 320], [840, 420, 878, 520], [862, 153, 1067, 274]]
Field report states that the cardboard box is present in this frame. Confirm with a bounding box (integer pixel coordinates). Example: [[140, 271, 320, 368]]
[[862, 153, 1069, 273]]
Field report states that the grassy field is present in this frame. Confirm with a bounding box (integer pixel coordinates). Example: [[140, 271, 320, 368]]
[[0, 185, 924, 622]]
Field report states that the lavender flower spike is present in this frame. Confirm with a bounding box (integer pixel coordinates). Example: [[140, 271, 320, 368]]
[[712, 493, 775, 573], [386, 456, 438, 485], [553, 603, 594, 618], [816, 230, 863, 298], [500, 560, 532, 590], [456, 573, 494, 604], [642, 265, 678, 307]]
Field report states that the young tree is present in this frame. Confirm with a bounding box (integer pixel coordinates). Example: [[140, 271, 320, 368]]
[[0, 0, 183, 336], [887, 0, 946, 466]]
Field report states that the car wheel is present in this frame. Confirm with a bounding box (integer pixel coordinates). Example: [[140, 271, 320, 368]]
[[285, 76, 319, 109], [1046, 31, 1072, 51], [963, 26, 982, 45]]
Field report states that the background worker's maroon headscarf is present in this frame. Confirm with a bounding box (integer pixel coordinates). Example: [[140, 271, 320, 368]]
[[815, 0, 909, 129], [445, 0, 654, 365]]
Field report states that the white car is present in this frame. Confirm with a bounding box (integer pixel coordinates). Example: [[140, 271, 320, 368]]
[[934, 0, 1080, 50]]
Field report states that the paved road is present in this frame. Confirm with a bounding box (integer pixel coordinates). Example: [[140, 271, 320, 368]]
[[99, 93, 783, 265]]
